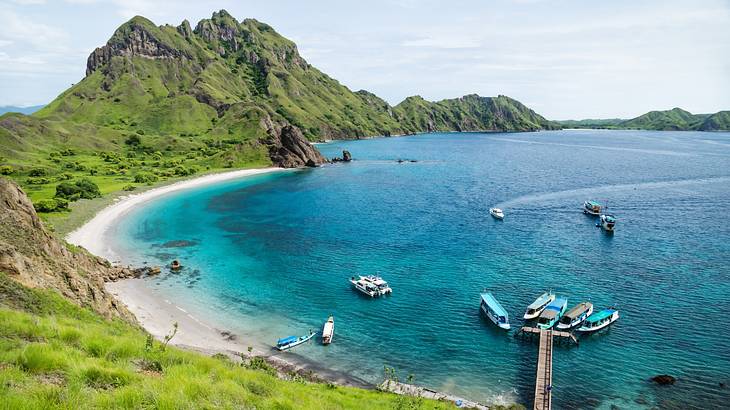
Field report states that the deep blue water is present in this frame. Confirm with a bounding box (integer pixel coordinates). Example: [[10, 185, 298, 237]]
[[112, 130, 730, 408]]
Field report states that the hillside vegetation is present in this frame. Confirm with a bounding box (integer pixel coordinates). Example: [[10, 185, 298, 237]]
[[558, 108, 729, 131]]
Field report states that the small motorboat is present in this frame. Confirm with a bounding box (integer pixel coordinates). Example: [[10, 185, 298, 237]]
[[583, 200, 602, 216], [170, 260, 182, 271], [489, 208, 505, 220], [536, 297, 568, 329], [556, 302, 593, 330], [480, 291, 510, 330], [598, 214, 616, 231], [322, 316, 334, 345], [276, 331, 315, 351], [524, 292, 556, 320], [576, 308, 619, 333]]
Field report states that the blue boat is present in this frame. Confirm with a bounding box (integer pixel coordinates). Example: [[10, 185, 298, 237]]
[[480, 292, 510, 330], [276, 331, 315, 351], [577, 308, 620, 333], [536, 297, 568, 329]]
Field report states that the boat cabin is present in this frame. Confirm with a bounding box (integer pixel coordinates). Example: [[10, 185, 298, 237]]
[[480, 292, 510, 329], [584, 201, 602, 215], [582, 309, 616, 329], [277, 336, 298, 348], [559, 302, 592, 326]]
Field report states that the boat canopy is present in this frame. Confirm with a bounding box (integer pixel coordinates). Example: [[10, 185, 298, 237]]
[[564, 302, 591, 319], [527, 292, 551, 310], [277, 336, 298, 346], [603, 215, 616, 222], [586, 201, 601, 207], [585, 309, 616, 324], [480, 292, 509, 319]]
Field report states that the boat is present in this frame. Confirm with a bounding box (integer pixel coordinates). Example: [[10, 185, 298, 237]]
[[349, 275, 392, 297], [598, 214, 616, 231], [523, 291, 556, 319], [170, 260, 182, 271], [556, 302, 593, 330], [322, 316, 334, 345], [576, 308, 619, 333], [536, 297, 568, 329], [583, 200, 602, 216], [276, 331, 315, 351], [479, 292, 510, 330], [489, 208, 505, 220]]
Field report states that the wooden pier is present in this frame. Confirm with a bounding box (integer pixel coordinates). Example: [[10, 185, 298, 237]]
[[515, 326, 579, 346]]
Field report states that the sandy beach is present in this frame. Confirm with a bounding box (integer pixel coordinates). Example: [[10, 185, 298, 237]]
[[65, 168, 284, 261]]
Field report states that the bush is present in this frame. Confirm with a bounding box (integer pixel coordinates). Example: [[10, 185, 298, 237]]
[[0, 165, 13, 175], [29, 168, 47, 177], [58, 172, 74, 181], [134, 173, 158, 184], [26, 177, 51, 185], [122, 184, 136, 191], [125, 134, 141, 146], [136, 129, 145, 135], [55, 178, 101, 201], [34, 199, 59, 213]]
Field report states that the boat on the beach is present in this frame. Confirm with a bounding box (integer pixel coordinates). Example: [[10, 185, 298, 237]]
[[322, 316, 334, 345], [524, 291, 556, 319], [598, 214, 616, 231], [576, 308, 620, 333], [556, 301, 593, 330], [583, 200, 602, 216], [276, 331, 315, 351], [536, 297, 568, 329], [480, 291, 510, 330], [350, 275, 392, 297], [489, 208, 505, 220]]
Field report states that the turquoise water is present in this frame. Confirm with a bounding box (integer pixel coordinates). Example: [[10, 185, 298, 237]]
[[112, 130, 730, 408]]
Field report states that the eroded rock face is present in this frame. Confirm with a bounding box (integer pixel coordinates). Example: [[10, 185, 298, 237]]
[[259, 117, 326, 168], [0, 178, 135, 321]]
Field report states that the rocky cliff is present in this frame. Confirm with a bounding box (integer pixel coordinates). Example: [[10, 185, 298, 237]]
[[0, 178, 135, 321]]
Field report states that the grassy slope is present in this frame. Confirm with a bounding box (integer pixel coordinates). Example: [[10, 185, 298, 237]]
[[698, 110, 730, 131], [619, 108, 706, 130], [0, 272, 454, 409]]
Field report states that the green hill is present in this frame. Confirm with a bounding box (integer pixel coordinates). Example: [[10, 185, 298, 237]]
[[698, 111, 730, 131], [558, 108, 729, 131]]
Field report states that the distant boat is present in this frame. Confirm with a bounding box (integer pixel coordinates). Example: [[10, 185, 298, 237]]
[[349, 275, 392, 297], [276, 331, 315, 351], [170, 260, 182, 270], [489, 208, 505, 220], [536, 297, 568, 329], [480, 291, 510, 330], [523, 292, 556, 319], [598, 214, 616, 231], [322, 316, 334, 345], [576, 308, 619, 333], [583, 200, 602, 216], [556, 302, 593, 330]]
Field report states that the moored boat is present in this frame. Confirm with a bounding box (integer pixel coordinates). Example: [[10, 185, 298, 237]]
[[524, 291, 556, 319], [363, 275, 392, 295], [480, 291, 510, 330], [349, 275, 391, 297], [322, 316, 334, 345], [276, 331, 315, 351], [170, 260, 182, 271], [556, 302, 593, 330], [583, 200, 602, 216], [598, 214, 616, 231], [576, 308, 619, 333], [489, 208, 505, 220], [536, 297, 568, 329]]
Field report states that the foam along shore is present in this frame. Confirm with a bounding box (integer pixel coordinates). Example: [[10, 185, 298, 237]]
[[65, 168, 285, 261]]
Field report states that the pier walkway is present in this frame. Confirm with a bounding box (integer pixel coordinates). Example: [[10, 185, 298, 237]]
[[533, 329, 553, 410]]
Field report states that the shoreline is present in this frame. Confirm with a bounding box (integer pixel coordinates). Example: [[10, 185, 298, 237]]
[[65, 167, 285, 261]]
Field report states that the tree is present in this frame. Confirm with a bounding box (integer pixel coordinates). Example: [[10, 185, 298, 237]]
[[0, 165, 14, 175]]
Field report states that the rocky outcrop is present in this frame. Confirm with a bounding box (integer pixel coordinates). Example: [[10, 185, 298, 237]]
[[0, 178, 135, 321], [331, 150, 352, 162], [651, 375, 677, 386], [263, 120, 327, 167]]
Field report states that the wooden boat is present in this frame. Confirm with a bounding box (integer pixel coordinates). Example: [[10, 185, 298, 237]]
[[536, 297, 568, 329], [598, 214, 616, 231], [170, 260, 182, 271], [556, 302, 593, 330], [577, 308, 619, 333], [583, 200, 602, 216], [322, 316, 334, 345], [276, 331, 315, 351], [523, 291, 555, 319], [489, 208, 505, 220], [480, 291, 510, 330]]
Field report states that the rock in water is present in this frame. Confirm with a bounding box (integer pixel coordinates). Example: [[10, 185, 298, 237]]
[[342, 150, 352, 162], [651, 375, 676, 385]]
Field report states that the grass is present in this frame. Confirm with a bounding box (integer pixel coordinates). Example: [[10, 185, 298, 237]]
[[0, 272, 456, 409]]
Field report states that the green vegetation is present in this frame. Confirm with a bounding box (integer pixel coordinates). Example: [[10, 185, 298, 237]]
[[0, 272, 454, 409], [557, 108, 730, 131]]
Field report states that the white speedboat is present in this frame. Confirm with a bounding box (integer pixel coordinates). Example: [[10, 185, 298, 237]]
[[598, 214, 616, 232], [523, 292, 555, 319], [556, 302, 593, 330], [576, 308, 619, 333], [362, 275, 392, 295], [489, 208, 505, 220], [322, 316, 334, 345], [350, 275, 391, 297]]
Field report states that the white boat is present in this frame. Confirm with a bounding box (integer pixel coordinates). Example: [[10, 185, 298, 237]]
[[489, 208, 505, 220], [349, 275, 391, 297], [583, 200, 602, 216], [576, 308, 619, 333], [523, 292, 556, 319], [599, 214, 616, 232], [556, 302, 593, 330], [322, 316, 334, 345], [276, 331, 315, 351]]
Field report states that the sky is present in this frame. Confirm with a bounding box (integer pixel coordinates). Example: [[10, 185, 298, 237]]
[[1, 0, 728, 119]]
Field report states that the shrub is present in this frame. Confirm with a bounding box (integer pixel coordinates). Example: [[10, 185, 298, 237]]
[[58, 172, 74, 181], [136, 129, 145, 135], [122, 184, 136, 191], [34, 199, 59, 213], [0, 165, 13, 175], [134, 173, 158, 184], [125, 134, 141, 146], [26, 177, 51, 185], [28, 168, 47, 177], [55, 178, 101, 201]]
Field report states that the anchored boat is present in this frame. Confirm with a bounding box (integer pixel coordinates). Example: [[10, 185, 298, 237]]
[[583, 200, 602, 216], [556, 302, 593, 330], [598, 214, 616, 231], [489, 208, 505, 220], [349, 275, 392, 297], [276, 331, 315, 351], [536, 297, 568, 329], [524, 291, 556, 319], [480, 291, 510, 330], [322, 316, 334, 345], [577, 308, 619, 333]]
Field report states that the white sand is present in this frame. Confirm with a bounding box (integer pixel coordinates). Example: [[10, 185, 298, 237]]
[[65, 168, 284, 261]]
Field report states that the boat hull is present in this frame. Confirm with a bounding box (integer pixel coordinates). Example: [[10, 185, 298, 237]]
[[322, 317, 334, 345], [577, 311, 619, 333], [277, 333, 315, 350], [556, 305, 594, 330], [480, 303, 510, 330], [523, 293, 556, 319]]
